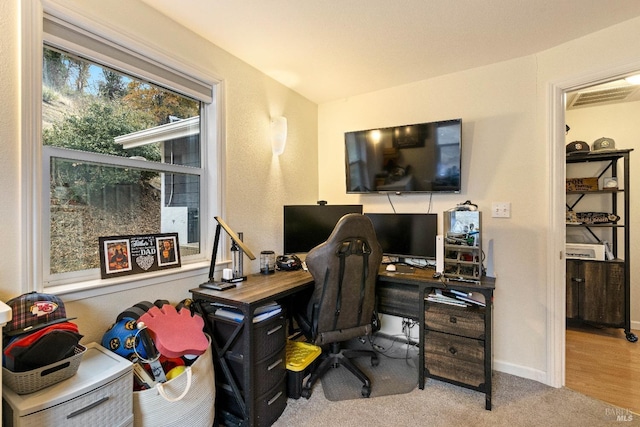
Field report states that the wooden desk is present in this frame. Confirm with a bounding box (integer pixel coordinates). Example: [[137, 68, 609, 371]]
[[377, 267, 495, 410], [193, 266, 495, 426], [191, 270, 313, 427]]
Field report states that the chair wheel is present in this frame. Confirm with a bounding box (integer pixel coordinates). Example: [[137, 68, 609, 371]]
[[371, 356, 379, 367], [301, 388, 311, 399], [361, 385, 371, 398]]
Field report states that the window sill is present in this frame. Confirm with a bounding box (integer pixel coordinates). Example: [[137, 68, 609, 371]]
[[48, 260, 231, 302]]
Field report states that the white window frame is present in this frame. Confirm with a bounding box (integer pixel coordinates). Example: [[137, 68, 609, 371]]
[[21, 1, 225, 298]]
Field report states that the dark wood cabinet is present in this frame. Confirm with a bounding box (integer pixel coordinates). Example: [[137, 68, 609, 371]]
[[566, 259, 625, 325], [565, 149, 636, 342], [424, 298, 491, 408]]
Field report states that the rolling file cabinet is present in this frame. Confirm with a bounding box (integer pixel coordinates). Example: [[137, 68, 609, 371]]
[[211, 311, 288, 427], [2, 342, 133, 427]]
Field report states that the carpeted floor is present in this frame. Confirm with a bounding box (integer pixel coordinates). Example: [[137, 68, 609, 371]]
[[319, 335, 418, 401], [275, 354, 639, 426]]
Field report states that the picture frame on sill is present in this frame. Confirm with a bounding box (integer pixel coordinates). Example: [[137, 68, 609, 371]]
[[99, 233, 181, 279]]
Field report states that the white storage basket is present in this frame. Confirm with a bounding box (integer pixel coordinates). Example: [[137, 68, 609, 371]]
[[133, 334, 214, 427]]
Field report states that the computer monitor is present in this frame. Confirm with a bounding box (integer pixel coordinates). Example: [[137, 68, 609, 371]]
[[364, 213, 438, 260], [283, 204, 363, 254]]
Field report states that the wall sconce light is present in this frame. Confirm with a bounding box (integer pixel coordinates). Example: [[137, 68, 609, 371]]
[[625, 74, 640, 85], [270, 116, 287, 155]]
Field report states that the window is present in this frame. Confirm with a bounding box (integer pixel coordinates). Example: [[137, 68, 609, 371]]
[[40, 13, 217, 288]]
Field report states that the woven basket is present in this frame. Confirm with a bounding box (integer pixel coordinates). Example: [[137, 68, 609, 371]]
[[133, 334, 214, 427], [3, 344, 86, 394]]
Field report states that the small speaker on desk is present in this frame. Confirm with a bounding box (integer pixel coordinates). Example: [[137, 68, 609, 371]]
[[436, 235, 444, 273]]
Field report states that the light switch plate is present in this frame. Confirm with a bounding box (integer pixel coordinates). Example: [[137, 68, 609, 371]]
[[492, 202, 511, 218]]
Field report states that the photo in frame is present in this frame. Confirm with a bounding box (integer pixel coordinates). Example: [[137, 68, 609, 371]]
[[104, 239, 132, 275], [157, 235, 179, 266], [99, 233, 181, 279]]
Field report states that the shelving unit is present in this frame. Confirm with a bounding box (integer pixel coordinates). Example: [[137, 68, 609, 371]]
[[443, 210, 482, 282], [565, 148, 636, 342]]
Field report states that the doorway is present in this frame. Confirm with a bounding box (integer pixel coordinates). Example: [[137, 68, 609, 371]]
[[560, 75, 640, 411]]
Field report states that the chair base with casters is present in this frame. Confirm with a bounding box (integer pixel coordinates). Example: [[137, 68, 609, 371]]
[[301, 340, 379, 398]]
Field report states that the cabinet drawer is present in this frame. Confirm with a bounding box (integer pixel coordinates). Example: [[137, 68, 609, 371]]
[[225, 344, 286, 397], [425, 302, 485, 339], [254, 376, 288, 427], [377, 282, 420, 319], [212, 312, 286, 358], [219, 377, 287, 427], [5, 372, 132, 427], [424, 330, 485, 387]]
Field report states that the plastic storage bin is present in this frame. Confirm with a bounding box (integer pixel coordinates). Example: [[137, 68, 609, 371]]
[[2, 342, 133, 427], [285, 340, 321, 399]]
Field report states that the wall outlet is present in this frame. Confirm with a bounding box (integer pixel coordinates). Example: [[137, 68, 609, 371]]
[[492, 202, 511, 218]]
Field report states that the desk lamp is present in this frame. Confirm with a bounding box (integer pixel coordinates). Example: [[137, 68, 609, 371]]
[[207, 216, 256, 283]]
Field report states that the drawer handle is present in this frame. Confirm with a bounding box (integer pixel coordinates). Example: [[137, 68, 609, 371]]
[[67, 396, 109, 419], [267, 324, 283, 335], [449, 316, 457, 324], [268, 358, 283, 371], [267, 391, 283, 406], [449, 346, 458, 355]]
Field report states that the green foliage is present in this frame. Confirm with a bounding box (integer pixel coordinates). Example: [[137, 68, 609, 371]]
[[99, 70, 127, 101], [42, 86, 58, 104], [43, 101, 161, 202]]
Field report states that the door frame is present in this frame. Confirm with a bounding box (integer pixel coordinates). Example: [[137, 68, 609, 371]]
[[548, 62, 640, 388]]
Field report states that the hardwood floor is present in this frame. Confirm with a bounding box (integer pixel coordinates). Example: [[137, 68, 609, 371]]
[[565, 324, 640, 414]]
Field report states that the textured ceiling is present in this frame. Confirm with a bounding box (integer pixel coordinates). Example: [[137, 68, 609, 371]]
[[140, 0, 640, 104]]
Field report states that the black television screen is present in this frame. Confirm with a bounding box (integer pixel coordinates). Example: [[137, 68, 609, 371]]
[[365, 213, 437, 260], [284, 204, 363, 254], [345, 119, 461, 193]]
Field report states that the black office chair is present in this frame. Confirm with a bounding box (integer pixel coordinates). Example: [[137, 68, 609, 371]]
[[295, 213, 383, 398]]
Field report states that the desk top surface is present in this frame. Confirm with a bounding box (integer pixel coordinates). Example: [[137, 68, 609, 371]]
[[190, 269, 313, 308], [378, 265, 495, 291], [191, 265, 494, 308]]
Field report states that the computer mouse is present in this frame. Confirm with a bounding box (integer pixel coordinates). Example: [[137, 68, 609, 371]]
[[385, 264, 396, 272]]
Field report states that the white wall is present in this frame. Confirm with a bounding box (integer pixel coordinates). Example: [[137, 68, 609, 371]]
[[319, 56, 548, 381], [566, 101, 640, 324], [318, 16, 640, 383], [0, 0, 318, 343]]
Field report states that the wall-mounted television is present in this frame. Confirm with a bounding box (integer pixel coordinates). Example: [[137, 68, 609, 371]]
[[345, 119, 461, 194], [365, 213, 438, 261], [283, 204, 363, 254]]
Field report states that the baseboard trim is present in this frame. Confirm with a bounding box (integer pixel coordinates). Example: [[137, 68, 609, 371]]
[[493, 359, 549, 386]]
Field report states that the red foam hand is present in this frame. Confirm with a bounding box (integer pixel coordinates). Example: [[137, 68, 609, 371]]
[[138, 305, 208, 358]]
